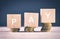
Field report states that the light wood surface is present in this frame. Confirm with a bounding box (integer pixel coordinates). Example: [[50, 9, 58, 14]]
[[0, 27, 60, 39]]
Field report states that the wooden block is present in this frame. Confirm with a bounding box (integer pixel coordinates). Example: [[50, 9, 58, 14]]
[[40, 8, 56, 23], [24, 12, 39, 28], [7, 14, 21, 28]]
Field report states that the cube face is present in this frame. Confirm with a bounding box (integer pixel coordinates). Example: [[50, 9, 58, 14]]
[[7, 14, 21, 28], [24, 12, 39, 28], [40, 9, 55, 23]]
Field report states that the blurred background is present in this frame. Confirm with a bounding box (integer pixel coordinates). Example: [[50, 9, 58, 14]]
[[0, 0, 60, 27]]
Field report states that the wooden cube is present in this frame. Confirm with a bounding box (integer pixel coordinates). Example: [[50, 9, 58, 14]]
[[40, 9, 55, 23], [7, 14, 21, 32], [24, 12, 39, 28]]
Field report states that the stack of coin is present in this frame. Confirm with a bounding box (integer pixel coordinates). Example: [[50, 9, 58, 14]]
[[25, 26, 34, 32], [10, 28, 20, 32], [41, 23, 52, 32]]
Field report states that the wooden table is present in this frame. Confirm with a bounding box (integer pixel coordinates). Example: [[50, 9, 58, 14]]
[[0, 27, 60, 39]]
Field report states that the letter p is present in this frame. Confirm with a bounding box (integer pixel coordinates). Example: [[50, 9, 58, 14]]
[[12, 18, 16, 24]]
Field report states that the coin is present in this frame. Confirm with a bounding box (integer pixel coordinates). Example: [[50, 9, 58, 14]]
[[10, 28, 20, 32], [41, 23, 52, 32], [25, 26, 34, 32]]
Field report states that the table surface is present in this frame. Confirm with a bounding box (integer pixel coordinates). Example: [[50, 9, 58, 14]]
[[0, 27, 60, 39]]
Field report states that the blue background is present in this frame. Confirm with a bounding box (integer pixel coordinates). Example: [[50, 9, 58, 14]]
[[0, 0, 60, 27]]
